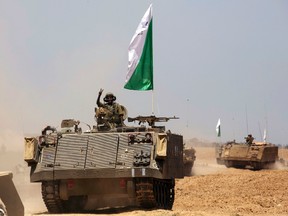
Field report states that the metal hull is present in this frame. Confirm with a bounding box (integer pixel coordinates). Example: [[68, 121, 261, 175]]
[[216, 143, 278, 170], [26, 130, 183, 212]]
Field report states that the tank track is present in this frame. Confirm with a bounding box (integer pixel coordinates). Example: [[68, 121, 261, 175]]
[[42, 178, 175, 213], [224, 160, 266, 170], [41, 181, 89, 213], [135, 178, 175, 210], [41, 181, 65, 213]]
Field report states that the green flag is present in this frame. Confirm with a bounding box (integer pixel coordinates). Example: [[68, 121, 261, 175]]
[[216, 118, 221, 137], [124, 4, 153, 91]]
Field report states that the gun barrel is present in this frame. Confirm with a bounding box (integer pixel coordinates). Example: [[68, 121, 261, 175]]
[[127, 117, 135, 122], [128, 116, 179, 123]]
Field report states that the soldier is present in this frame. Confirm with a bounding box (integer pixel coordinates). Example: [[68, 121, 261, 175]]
[[96, 88, 126, 130], [245, 134, 254, 145]]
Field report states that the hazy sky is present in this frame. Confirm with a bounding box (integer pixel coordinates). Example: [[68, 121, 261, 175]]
[[1, 0, 288, 150]]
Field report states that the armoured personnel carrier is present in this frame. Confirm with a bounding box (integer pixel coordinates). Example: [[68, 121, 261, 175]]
[[24, 114, 185, 213], [183, 146, 196, 176], [216, 136, 278, 170]]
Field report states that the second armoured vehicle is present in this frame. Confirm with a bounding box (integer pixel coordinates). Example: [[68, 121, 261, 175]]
[[216, 135, 278, 170], [24, 114, 186, 213], [183, 146, 196, 176]]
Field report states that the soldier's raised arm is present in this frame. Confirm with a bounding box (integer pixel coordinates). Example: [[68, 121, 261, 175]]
[[97, 88, 104, 107]]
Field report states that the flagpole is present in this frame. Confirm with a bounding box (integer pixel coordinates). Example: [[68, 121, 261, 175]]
[[245, 104, 249, 135], [218, 135, 222, 145], [152, 90, 154, 115]]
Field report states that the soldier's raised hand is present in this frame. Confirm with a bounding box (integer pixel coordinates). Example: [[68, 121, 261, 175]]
[[99, 88, 104, 95]]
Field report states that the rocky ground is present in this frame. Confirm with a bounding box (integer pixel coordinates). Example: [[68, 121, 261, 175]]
[[3, 147, 288, 216]]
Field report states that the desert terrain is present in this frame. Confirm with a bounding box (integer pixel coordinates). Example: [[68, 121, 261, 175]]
[[2, 146, 288, 216]]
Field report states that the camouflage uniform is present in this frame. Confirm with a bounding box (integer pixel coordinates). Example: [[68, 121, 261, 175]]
[[96, 91, 126, 130], [245, 134, 254, 145]]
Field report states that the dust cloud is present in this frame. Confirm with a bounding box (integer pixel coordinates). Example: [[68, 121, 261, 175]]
[[0, 131, 24, 152]]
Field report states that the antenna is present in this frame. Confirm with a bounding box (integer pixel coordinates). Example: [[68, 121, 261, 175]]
[[245, 104, 249, 134], [232, 116, 235, 140], [186, 98, 190, 128], [258, 121, 262, 141], [264, 105, 268, 142]]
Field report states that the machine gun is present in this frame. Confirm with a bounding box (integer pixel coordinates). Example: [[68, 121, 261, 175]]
[[128, 115, 179, 127]]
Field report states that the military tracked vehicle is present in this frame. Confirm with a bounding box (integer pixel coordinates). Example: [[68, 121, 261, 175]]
[[277, 145, 288, 167], [183, 147, 196, 176], [216, 136, 278, 170], [24, 114, 185, 213]]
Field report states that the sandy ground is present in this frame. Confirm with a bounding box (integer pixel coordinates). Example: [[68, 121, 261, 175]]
[[4, 147, 288, 216]]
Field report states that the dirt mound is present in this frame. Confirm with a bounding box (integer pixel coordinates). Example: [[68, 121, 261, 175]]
[[175, 168, 288, 216], [171, 147, 288, 216]]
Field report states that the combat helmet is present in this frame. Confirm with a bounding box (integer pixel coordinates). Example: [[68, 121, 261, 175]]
[[103, 92, 116, 102]]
